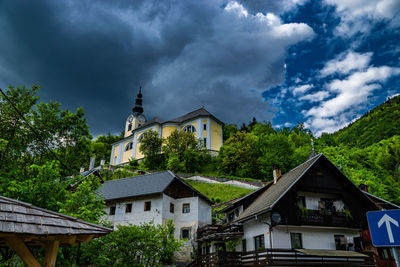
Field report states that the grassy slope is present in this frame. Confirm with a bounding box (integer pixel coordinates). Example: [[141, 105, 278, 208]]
[[185, 180, 255, 203]]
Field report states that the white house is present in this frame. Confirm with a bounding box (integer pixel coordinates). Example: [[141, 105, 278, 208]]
[[197, 153, 380, 264], [98, 170, 212, 262]]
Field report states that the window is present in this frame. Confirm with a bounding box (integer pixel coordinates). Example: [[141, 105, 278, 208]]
[[182, 203, 190, 213], [109, 206, 116, 215], [125, 142, 133, 151], [290, 233, 303, 249], [297, 196, 306, 208], [128, 123, 132, 131], [254, 235, 265, 250], [183, 125, 196, 133], [334, 235, 346, 250], [138, 132, 149, 142], [181, 227, 191, 239], [125, 203, 132, 213], [204, 124, 207, 130], [228, 212, 235, 222], [242, 239, 247, 252], [144, 201, 151, 211], [203, 138, 207, 147], [114, 156, 117, 165], [170, 203, 174, 213]]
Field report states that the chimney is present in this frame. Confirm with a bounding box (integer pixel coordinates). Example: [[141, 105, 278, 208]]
[[80, 166, 85, 173], [89, 157, 95, 170], [273, 168, 281, 184], [359, 183, 368, 192]]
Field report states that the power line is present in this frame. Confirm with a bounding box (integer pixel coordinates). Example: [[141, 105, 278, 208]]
[[0, 87, 72, 174]]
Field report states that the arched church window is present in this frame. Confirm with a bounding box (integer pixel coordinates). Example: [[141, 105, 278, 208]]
[[125, 142, 133, 151], [138, 132, 149, 142], [183, 125, 196, 133], [128, 123, 132, 131]]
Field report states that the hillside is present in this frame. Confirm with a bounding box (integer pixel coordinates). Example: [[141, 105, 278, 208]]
[[328, 95, 400, 147]]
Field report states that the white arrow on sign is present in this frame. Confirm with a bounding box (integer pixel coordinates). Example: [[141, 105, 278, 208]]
[[378, 214, 399, 243]]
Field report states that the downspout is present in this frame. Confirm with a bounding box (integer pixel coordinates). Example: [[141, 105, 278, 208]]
[[254, 213, 273, 249], [255, 213, 273, 263]]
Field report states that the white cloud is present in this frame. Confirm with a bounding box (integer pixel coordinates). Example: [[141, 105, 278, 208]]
[[324, 0, 400, 37], [299, 91, 330, 102], [305, 65, 400, 135], [320, 51, 372, 77], [292, 84, 313, 95]]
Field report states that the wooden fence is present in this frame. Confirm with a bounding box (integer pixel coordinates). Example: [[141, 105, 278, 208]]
[[188, 249, 376, 267]]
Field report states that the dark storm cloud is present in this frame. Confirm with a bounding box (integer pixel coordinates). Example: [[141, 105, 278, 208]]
[[0, 0, 314, 135]]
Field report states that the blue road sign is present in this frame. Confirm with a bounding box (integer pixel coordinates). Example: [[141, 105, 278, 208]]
[[367, 210, 400, 247]]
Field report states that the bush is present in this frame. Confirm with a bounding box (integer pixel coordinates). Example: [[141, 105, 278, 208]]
[[80, 221, 182, 266]]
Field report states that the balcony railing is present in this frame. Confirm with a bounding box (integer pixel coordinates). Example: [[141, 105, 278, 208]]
[[297, 209, 355, 227], [188, 248, 375, 267]]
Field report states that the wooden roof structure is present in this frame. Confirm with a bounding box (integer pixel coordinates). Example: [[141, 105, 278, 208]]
[[0, 195, 112, 267]]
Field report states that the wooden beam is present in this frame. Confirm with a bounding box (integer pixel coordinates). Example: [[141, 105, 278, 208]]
[[43, 240, 59, 267], [76, 234, 94, 242], [5, 236, 41, 267]]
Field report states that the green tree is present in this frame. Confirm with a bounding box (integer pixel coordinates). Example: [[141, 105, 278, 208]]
[[218, 131, 261, 178], [258, 133, 295, 179], [223, 124, 238, 141], [163, 130, 206, 173], [139, 130, 164, 170], [0, 85, 92, 176], [91, 133, 123, 166]]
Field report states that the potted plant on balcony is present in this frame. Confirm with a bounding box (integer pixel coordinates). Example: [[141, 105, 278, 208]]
[[298, 206, 309, 219]]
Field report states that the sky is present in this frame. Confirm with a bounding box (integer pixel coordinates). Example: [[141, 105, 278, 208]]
[[0, 0, 399, 137]]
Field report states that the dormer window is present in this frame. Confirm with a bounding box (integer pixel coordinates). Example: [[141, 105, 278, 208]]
[[183, 125, 196, 133]]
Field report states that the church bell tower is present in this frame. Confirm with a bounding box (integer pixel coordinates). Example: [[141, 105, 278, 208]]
[[124, 86, 146, 137]]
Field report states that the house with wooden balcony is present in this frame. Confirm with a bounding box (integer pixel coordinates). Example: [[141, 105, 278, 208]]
[[192, 153, 380, 266]]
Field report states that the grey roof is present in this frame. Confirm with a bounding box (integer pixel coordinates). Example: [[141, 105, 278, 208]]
[[98, 171, 212, 203], [363, 191, 400, 209], [0, 195, 112, 236], [134, 117, 165, 131], [235, 154, 323, 222], [168, 107, 223, 124], [99, 171, 175, 201]]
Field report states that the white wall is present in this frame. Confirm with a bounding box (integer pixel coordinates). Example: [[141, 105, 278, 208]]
[[174, 196, 200, 240], [162, 194, 176, 223], [198, 198, 212, 225], [239, 214, 360, 251], [241, 215, 271, 251], [272, 226, 359, 250], [104, 194, 163, 228]]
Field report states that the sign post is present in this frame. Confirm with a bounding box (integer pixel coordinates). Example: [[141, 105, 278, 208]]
[[367, 210, 400, 266]]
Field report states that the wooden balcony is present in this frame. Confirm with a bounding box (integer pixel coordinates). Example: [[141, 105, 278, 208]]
[[188, 248, 376, 267], [297, 209, 357, 228]]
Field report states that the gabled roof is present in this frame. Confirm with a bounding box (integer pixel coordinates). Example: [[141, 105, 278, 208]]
[[167, 107, 223, 125], [217, 182, 272, 214], [235, 154, 322, 222], [98, 170, 212, 203], [363, 191, 400, 209], [0, 195, 111, 236]]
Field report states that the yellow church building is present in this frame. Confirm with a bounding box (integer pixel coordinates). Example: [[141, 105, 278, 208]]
[[110, 87, 224, 166]]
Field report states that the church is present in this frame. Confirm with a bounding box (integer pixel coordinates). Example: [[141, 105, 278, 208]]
[[110, 87, 224, 166]]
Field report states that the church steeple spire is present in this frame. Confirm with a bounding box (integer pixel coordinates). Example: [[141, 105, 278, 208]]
[[132, 86, 143, 115]]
